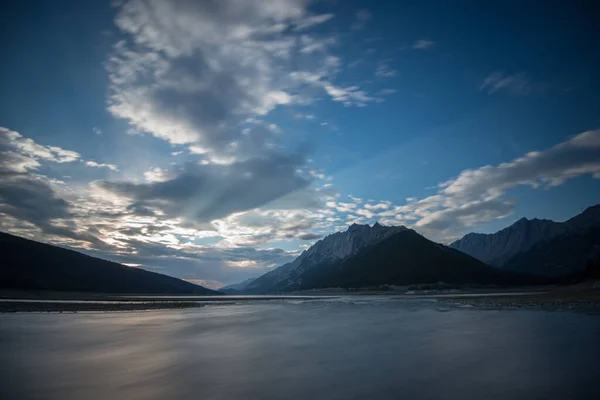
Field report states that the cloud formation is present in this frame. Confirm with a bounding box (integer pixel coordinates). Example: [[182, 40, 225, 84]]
[[107, 0, 369, 163], [0, 127, 118, 173], [85, 161, 119, 171], [0, 127, 119, 246], [0, 137, 307, 287], [0, 126, 338, 287], [0, 127, 79, 164]]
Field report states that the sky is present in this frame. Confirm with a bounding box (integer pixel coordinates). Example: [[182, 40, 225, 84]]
[[1, 0, 599, 288]]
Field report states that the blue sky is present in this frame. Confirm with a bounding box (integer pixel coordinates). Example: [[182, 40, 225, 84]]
[[1, 0, 599, 288]]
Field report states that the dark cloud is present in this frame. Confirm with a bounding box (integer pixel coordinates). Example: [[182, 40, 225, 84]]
[[98, 151, 311, 222], [283, 220, 314, 232], [0, 143, 112, 247], [298, 232, 322, 240], [0, 171, 70, 224], [0, 168, 104, 246], [0, 149, 71, 233]]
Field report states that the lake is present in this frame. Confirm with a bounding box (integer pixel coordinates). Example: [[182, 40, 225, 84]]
[[1, 296, 599, 400]]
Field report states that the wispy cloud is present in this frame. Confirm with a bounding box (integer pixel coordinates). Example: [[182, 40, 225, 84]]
[[85, 161, 119, 172], [351, 9, 372, 31], [412, 39, 435, 50], [378, 88, 398, 95], [293, 13, 334, 31], [480, 72, 532, 95], [375, 63, 398, 78], [323, 84, 378, 107], [299, 34, 336, 54]]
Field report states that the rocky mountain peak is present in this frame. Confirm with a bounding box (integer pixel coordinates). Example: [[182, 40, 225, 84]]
[[245, 223, 410, 292], [513, 217, 530, 226], [347, 223, 370, 232]]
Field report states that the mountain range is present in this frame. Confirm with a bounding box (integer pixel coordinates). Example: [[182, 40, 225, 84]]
[[244, 223, 542, 293], [230, 204, 600, 293], [0, 232, 220, 295], [450, 204, 600, 275]]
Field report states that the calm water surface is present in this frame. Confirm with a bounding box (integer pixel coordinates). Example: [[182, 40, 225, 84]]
[[1, 297, 599, 400]]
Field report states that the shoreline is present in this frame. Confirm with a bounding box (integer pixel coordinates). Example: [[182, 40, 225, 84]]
[[0, 293, 337, 313], [3, 284, 599, 314], [438, 286, 600, 314]]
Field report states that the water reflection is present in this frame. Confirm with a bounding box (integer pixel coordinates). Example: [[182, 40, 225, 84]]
[[1, 298, 599, 400]]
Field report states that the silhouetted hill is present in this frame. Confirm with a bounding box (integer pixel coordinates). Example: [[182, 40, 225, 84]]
[[248, 229, 545, 293], [0, 232, 220, 295]]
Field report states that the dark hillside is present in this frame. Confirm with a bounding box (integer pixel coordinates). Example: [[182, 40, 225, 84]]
[[0, 232, 220, 295]]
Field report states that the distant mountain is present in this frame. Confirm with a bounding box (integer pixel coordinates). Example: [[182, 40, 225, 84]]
[[245, 222, 407, 292], [246, 224, 541, 293], [450, 204, 600, 268], [502, 227, 600, 277], [0, 232, 220, 295], [450, 218, 566, 266], [219, 277, 256, 293]]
